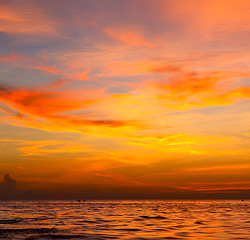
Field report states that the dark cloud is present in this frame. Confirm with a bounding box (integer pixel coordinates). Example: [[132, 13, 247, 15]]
[[0, 104, 24, 118], [0, 174, 17, 199], [0, 84, 15, 94], [151, 64, 182, 73], [0, 174, 249, 200]]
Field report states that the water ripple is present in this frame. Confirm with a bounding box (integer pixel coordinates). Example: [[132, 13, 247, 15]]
[[0, 200, 249, 240]]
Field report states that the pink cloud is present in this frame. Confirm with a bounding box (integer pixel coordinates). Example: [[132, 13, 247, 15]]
[[105, 28, 157, 47]]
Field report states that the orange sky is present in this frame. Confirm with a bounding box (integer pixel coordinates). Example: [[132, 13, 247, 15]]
[[0, 0, 249, 198]]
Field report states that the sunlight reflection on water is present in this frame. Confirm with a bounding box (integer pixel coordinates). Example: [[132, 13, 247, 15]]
[[0, 200, 249, 239]]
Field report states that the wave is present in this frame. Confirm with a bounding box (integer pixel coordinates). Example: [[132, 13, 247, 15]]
[[0, 218, 22, 224], [24, 234, 89, 240], [0, 228, 58, 240], [140, 215, 166, 219]]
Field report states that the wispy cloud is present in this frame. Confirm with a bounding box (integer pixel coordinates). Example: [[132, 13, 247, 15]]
[[0, 2, 59, 36], [105, 28, 157, 47], [0, 83, 144, 137]]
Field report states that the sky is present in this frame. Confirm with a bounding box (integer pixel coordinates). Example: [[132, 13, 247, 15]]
[[0, 0, 249, 199]]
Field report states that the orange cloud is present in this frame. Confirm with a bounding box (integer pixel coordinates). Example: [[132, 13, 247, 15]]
[[185, 163, 250, 173], [0, 52, 92, 82], [159, 0, 250, 44], [146, 69, 250, 109], [44, 79, 71, 90], [102, 60, 153, 77], [0, 88, 86, 116], [34, 66, 60, 74], [0, 53, 30, 62], [17, 140, 88, 156], [75, 69, 90, 81], [100, 59, 181, 77], [200, 87, 250, 106], [0, 53, 62, 76], [93, 173, 146, 186], [0, 84, 144, 138], [33, 65, 91, 81], [105, 28, 157, 47], [184, 181, 250, 193], [0, 2, 59, 36]]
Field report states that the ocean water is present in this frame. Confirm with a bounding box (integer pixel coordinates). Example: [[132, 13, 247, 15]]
[[0, 200, 249, 240]]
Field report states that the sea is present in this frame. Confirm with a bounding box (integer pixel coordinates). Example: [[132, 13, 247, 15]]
[[0, 200, 249, 240]]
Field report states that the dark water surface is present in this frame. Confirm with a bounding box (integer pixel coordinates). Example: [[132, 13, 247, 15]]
[[0, 200, 249, 239]]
